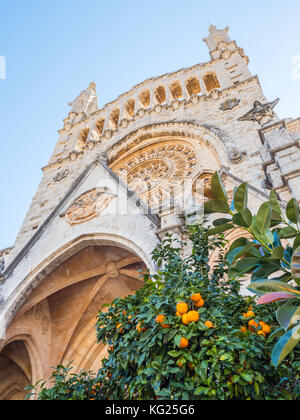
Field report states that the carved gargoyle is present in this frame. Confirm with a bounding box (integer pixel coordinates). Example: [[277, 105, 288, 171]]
[[238, 99, 279, 126]]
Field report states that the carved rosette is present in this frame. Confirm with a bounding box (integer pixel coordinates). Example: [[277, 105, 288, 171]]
[[112, 141, 199, 211]]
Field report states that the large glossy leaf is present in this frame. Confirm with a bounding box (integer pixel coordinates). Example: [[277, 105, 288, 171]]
[[213, 218, 232, 227], [271, 247, 284, 260], [257, 293, 296, 305], [276, 300, 300, 331], [272, 323, 300, 366], [204, 200, 230, 215], [279, 226, 298, 239], [234, 183, 248, 212], [206, 223, 234, 237], [292, 234, 300, 253], [231, 243, 258, 265], [268, 327, 285, 342], [291, 246, 300, 286], [269, 190, 282, 221], [228, 238, 249, 253], [252, 202, 272, 238], [248, 279, 298, 296], [210, 172, 228, 202], [228, 257, 259, 280], [251, 262, 282, 282], [233, 209, 252, 228], [286, 198, 300, 224]]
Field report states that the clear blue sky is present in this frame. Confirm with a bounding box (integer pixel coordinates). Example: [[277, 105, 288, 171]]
[[0, 0, 299, 250]]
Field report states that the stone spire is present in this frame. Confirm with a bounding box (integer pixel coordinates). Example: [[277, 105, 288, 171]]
[[68, 82, 98, 117], [203, 25, 231, 53]]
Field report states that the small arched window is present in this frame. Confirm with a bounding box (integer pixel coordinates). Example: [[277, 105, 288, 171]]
[[96, 118, 105, 136], [110, 109, 120, 128], [77, 128, 89, 149], [139, 90, 150, 108], [170, 81, 183, 100], [186, 77, 201, 96], [203, 73, 220, 92], [125, 99, 135, 118], [154, 86, 166, 104]]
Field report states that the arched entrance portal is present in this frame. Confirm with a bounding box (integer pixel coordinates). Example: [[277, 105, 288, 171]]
[[0, 245, 147, 400]]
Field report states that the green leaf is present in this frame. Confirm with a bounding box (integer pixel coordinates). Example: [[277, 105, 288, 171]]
[[234, 183, 248, 212], [233, 210, 252, 228], [231, 243, 258, 265], [269, 327, 285, 342], [291, 246, 300, 286], [252, 202, 272, 238], [248, 279, 298, 296], [228, 238, 249, 253], [213, 218, 232, 227], [204, 200, 230, 215], [206, 223, 234, 236], [292, 235, 300, 253], [174, 335, 182, 348], [228, 257, 259, 280], [271, 247, 284, 260], [276, 300, 300, 331], [279, 226, 298, 239], [286, 198, 299, 224], [211, 172, 228, 202], [272, 323, 300, 366], [251, 262, 282, 282], [269, 190, 282, 221]]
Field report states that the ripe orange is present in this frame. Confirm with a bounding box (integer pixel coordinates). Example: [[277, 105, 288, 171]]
[[187, 311, 200, 323], [195, 299, 205, 308], [156, 315, 165, 324], [191, 293, 202, 303], [240, 326, 247, 333], [116, 323, 124, 334], [176, 311, 182, 317], [259, 321, 266, 327], [161, 322, 171, 329], [177, 302, 188, 314], [137, 323, 147, 333], [182, 313, 190, 325], [179, 337, 189, 349], [204, 321, 214, 329], [246, 311, 255, 318], [262, 325, 271, 335], [258, 330, 266, 338], [177, 360, 184, 368], [123, 311, 127, 316], [248, 320, 258, 329]]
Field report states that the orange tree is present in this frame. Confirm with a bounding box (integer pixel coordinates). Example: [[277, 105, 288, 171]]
[[204, 172, 300, 368], [30, 224, 298, 400], [93, 225, 298, 400]]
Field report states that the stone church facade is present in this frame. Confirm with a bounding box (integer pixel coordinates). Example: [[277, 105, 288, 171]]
[[0, 26, 299, 400]]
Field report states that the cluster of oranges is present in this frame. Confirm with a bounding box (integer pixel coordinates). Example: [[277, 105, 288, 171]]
[[240, 308, 271, 338], [90, 383, 101, 400], [176, 294, 214, 330]]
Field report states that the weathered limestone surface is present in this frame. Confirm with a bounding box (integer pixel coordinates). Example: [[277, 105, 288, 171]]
[[0, 25, 299, 400]]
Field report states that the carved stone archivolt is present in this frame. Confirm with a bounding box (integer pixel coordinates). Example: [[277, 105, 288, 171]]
[[60, 188, 116, 225]]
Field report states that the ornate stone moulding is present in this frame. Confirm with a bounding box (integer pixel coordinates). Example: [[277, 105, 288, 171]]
[[60, 188, 116, 226]]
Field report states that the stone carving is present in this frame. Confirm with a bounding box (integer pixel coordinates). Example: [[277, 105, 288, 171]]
[[53, 169, 69, 183], [228, 147, 244, 163], [220, 98, 240, 111], [68, 82, 98, 116], [113, 142, 198, 211], [238, 99, 280, 126], [60, 188, 116, 225]]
